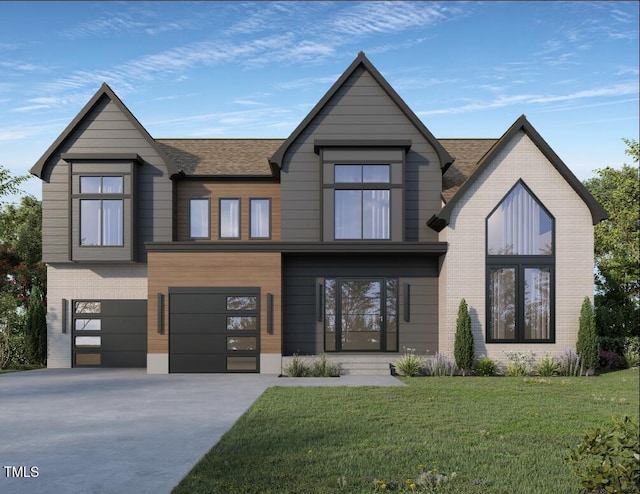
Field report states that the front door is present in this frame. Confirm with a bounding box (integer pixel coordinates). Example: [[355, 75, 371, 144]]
[[325, 278, 398, 352]]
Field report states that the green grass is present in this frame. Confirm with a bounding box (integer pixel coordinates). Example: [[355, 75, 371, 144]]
[[173, 369, 639, 493]]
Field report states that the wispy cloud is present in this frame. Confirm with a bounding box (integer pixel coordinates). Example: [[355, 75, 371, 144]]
[[59, 13, 149, 39], [419, 82, 639, 116]]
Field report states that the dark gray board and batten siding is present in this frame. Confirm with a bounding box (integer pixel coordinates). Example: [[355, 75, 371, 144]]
[[41, 96, 173, 263], [279, 66, 443, 243], [282, 254, 439, 356]]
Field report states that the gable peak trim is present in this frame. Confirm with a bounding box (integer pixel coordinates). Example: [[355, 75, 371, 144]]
[[30, 83, 178, 179], [427, 115, 608, 232], [269, 52, 453, 170]]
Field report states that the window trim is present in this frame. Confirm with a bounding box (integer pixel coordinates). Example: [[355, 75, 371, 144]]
[[218, 198, 241, 240], [486, 180, 556, 344], [188, 198, 211, 240], [249, 198, 272, 240]]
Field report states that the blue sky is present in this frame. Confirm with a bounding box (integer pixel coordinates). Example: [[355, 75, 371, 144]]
[[1, 1, 638, 200]]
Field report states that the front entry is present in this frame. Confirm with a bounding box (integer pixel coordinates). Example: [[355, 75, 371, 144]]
[[324, 278, 398, 352]]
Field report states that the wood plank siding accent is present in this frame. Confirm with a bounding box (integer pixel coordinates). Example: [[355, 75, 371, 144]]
[[279, 66, 442, 243], [147, 252, 282, 354], [176, 182, 281, 241]]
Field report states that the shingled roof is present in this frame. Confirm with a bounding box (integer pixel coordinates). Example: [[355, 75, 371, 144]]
[[157, 138, 284, 177], [440, 139, 498, 203]]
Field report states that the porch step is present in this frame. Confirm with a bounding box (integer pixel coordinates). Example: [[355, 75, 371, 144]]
[[282, 355, 399, 376]]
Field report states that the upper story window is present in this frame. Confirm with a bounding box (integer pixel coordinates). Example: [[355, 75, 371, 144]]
[[79, 176, 124, 246], [250, 199, 271, 239], [334, 164, 390, 240], [189, 198, 210, 239], [220, 198, 240, 239], [487, 182, 553, 255], [486, 181, 555, 343]]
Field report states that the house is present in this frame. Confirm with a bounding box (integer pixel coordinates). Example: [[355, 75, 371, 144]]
[[30, 52, 607, 374]]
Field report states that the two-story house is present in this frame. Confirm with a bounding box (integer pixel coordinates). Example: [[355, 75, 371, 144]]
[[30, 52, 607, 374]]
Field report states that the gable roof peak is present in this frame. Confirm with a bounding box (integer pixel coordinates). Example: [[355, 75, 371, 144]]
[[30, 83, 178, 179], [269, 52, 453, 169]]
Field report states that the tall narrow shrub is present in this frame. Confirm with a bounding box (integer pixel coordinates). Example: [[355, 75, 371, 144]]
[[576, 297, 598, 376], [454, 299, 474, 376], [25, 286, 46, 366]]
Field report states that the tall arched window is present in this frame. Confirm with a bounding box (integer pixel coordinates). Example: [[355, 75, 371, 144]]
[[486, 181, 554, 342]]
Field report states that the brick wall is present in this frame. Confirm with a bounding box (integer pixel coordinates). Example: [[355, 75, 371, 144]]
[[439, 131, 594, 361], [46, 264, 148, 368]]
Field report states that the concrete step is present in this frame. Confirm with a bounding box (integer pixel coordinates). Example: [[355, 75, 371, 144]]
[[282, 355, 399, 376]]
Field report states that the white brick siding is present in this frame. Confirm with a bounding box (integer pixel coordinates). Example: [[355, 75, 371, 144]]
[[439, 131, 594, 362], [46, 264, 147, 368]]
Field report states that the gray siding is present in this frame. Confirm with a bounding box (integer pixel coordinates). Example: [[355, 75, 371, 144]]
[[282, 254, 438, 355], [280, 66, 442, 242], [41, 95, 173, 263]]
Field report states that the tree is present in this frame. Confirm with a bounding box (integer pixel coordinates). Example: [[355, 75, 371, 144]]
[[576, 297, 598, 376], [454, 299, 474, 376], [25, 286, 46, 366], [583, 139, 640, 338]]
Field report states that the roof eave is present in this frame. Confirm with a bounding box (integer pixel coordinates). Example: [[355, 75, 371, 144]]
[[427, 115, 608, 231]]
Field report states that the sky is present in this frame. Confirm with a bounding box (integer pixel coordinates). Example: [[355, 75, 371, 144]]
[[1, 1, 638, 201]]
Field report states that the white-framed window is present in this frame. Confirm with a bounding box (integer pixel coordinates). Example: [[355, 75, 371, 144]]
[[79, 176, 124, 246]]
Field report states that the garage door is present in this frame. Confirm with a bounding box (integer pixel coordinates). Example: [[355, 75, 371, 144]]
[[169, 287, 260, 373], [72, 299, 147, 367]]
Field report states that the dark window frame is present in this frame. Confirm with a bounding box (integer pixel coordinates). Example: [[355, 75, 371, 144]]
[[249, 198, 272, 240], [77, 175, 126, 248], [188, 198, 211, 239], [332, 164, 392, 241], [486, 180, 556, 344], [218, 198, 241, 240]]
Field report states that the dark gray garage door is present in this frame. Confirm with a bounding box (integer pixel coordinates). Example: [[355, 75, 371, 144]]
[[169, 287, 260, 373], [72, 299, 147, 367]]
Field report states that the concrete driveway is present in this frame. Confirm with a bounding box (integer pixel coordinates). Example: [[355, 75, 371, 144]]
[[0, 368, 403, 494]]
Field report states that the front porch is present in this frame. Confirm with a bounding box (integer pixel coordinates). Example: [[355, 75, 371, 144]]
[[281, 353, 407, 376]]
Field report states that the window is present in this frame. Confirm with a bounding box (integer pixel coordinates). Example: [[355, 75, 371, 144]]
[[79, 176, 124, 246], [250, 199, 271, 239], [189, 199, 210, 239], [486, 181, 554, 343], [219, 199, 240, 239], [334, 165, 390, 240]]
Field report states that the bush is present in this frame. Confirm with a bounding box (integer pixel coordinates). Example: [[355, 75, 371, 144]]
[[577, 297, 599, 376], [311, 354, 341, 377], [283, 354, 311, 377], [0, 330, 32, 369], [623, 337, 639, 368], [504, 350, 536, 377], [599, 350, 626, 371], [558, 349, 583, 377], [454, 299, 474, 376], [425, 353, 457, 376], [599, 336, 627, 355], [475, 356, 498, 376], [393, 352, 425, 377], [565, 416, 640, 493], [535, 355, 560, 377]]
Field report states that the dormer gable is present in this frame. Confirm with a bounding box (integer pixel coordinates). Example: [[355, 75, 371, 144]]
[[269, 52, 453, 171], [29, 83, 177, 180]]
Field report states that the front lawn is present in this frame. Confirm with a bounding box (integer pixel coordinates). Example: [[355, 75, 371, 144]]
[[173, 369, 639, 493]]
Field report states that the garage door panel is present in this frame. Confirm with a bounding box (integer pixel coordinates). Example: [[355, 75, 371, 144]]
[[170, 294, 228, 314], [170, 334, 225, 354], [169, 288, 259, 373], [102, 334, 147, 353], [100, 351, 147, 368], [170, 354, 228, 373], [169, 314, 226, 333], [72, 299, 147, 368], [101, 316, 147, 333]]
